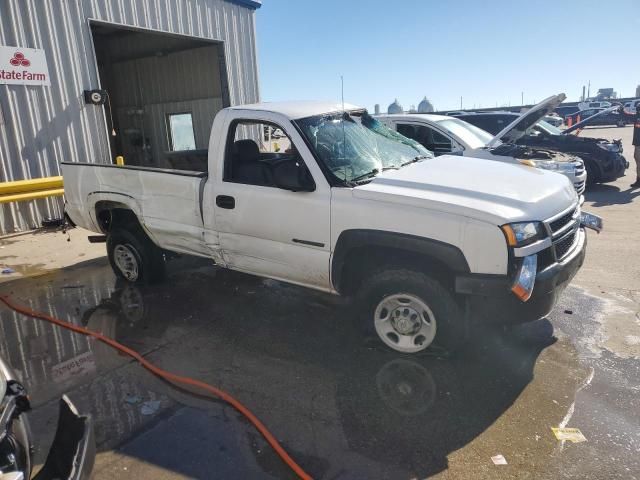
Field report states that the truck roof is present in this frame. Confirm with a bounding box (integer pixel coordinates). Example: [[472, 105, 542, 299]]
[[229, 101, 360, 120]]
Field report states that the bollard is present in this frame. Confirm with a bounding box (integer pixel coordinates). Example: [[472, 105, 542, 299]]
[[116, 156, 125, 166]]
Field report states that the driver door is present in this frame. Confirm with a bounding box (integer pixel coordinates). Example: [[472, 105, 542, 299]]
[[210, 113, 332, 290]]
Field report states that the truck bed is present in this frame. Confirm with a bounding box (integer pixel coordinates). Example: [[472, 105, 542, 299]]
[[61, 162, 209, 256]]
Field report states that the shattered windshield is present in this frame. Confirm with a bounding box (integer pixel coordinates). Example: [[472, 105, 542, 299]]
[[295, 111, 432, 184]]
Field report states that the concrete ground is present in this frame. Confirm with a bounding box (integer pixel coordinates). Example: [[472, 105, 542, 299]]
[[0, 125, 638, 479]]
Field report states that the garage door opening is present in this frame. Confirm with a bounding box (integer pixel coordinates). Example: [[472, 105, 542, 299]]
[[90, 22, 230, 171]]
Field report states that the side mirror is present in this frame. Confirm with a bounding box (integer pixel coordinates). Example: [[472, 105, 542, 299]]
[[272, 158, 315, 192]]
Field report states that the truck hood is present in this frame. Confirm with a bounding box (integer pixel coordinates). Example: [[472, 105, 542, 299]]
[[487, 94, 566, 148], [354, 155, 577, 225]]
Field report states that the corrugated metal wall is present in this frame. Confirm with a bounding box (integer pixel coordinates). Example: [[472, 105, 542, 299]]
[[0, 0, 260, 234]]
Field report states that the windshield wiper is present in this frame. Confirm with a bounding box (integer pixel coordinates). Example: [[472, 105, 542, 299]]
[[401, 155, 429, 167], [350, 166, 399, 184]]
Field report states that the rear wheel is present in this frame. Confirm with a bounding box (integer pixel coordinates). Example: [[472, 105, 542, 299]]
[[107, 227, 165, 283], [356, 269, 465, 354]]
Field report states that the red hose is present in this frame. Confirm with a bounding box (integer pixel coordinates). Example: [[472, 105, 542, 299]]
[[0, 294, 313, 480]]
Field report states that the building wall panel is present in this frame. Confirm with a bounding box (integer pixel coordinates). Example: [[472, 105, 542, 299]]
[[0, 0, 260, 233]]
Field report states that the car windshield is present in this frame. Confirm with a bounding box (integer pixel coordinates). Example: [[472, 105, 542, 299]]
[[295, 111, 432, 184], [434, 118, 494, 149], [536, 120, 562, 135]]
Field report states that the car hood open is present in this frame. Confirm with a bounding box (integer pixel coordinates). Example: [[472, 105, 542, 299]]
[[562, 105, 620, 134], [354, 155, 577, 225], [486, 94, 567, 148]]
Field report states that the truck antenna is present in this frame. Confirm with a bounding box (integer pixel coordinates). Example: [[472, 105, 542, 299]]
[[340, 75, 347, 178]]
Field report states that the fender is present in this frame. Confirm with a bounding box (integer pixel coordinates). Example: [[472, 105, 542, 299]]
[[88, 192, 144, 232], [331, 229, 470, 293]]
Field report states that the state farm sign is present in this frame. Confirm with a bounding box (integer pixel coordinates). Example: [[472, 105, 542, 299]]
[[0, 46, 51, 86]]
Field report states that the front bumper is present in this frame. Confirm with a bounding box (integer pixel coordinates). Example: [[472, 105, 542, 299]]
[[456, 228, 586, 324]]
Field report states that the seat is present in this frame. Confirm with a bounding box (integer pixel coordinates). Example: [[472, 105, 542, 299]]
[[232, 139, 273, 186]]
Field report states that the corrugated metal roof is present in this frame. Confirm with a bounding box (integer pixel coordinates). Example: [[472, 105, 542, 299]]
[[0, 0, 261, 234]]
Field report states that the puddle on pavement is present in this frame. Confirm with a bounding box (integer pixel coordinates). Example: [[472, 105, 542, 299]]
[[0, 258, 592, 479]]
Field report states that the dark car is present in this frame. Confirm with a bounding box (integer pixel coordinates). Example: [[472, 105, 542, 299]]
[[0, 356, 95, 480], [565, 107, 627, 128], [455, 111, 628, 185], [554, 105, 580, 118]]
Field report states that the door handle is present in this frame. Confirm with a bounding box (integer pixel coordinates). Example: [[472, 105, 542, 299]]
[[216, 195, 235, 209]]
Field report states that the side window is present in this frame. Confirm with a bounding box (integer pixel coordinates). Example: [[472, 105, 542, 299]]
[[397, 123, 452, 155], [224, 120, 311, 189]]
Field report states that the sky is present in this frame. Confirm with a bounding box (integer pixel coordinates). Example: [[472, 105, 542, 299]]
[[255, 0, 640, 112]]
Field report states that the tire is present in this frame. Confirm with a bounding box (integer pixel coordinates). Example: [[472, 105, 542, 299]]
[[107, 226, 165, 283], [356, 269, 465, 354], [616, 120, 625, 127]]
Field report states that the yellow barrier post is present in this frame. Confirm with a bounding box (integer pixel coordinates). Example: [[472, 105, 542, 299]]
[[116, 156, 125, 166], [0, 176, 63, 195], [0, 188, 65, 204]]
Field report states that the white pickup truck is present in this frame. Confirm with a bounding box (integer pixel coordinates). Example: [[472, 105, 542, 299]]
[[62, 101, 598, 354]]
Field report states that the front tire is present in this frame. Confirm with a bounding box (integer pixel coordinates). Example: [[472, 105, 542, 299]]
[[107, 227, 165, 283], [585, 161, 598, 186], [356, 269, 465, 354]]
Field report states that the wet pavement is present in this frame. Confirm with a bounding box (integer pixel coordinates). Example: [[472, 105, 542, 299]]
[[0, 255, 638, 479]]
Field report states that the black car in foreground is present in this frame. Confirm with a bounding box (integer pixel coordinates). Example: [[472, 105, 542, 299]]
[[1, 356, 95, 480], [456, 111, 628, 185]]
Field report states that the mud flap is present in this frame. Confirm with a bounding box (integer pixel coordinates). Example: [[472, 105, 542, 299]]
[[32, 396, 94, 480]]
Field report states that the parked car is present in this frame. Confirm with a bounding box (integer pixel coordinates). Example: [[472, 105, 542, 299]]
[[623, 99, 640, 122], [455, 111, 628, 185], [578, 100, 611, 110], [565, 107, 627, 127], [0, 355, 95, 480], [378, 94, 587, 195], [61, 101, 601, 355], [554, 105, 580, 118]]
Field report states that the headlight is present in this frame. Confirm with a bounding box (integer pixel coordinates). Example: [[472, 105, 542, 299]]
[[519, 159, 575, 173], [597, 143, 620, 153], [501, 221, 545, 247], [511, 254, 537, 301]]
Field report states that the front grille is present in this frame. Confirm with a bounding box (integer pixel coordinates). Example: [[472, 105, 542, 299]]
[[554, 230, 577, 260], [574, 163, 585, 175], [550, 207, 578, 234], [574, 180, 586, 195]]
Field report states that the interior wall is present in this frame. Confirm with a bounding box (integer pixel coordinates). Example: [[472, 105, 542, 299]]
[[108, 44, 224, 167]]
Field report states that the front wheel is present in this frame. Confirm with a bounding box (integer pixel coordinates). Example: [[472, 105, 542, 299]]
[[107, 227, 165, 284], [356, 269, 465, 354]]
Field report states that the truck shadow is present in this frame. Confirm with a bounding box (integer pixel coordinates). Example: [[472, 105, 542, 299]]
[[585, 183, 640, 206], [0, 261, 558, 479]]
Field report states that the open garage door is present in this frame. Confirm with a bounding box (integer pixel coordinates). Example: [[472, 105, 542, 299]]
[[90, 22, 230, 171]]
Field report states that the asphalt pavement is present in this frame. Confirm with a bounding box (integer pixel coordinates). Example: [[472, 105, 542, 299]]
[[0, 125, 638, 479]]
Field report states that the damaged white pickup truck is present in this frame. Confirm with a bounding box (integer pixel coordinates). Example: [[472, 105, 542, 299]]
[[62, 102, 601, 354]]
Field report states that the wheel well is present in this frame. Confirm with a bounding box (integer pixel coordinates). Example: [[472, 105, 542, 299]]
[[94, 201, 141, 233], [337, 246, 457, 296]]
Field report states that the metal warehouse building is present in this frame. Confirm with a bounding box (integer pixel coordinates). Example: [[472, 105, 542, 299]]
[[0, 0, 261, 234]]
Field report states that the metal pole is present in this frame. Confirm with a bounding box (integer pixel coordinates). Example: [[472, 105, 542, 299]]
[[521, 92, 524, 105], [460, 96, 462, 109]]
